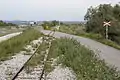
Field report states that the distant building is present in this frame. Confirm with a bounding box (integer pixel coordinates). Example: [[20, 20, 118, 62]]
[[29, 21, 37, 26]]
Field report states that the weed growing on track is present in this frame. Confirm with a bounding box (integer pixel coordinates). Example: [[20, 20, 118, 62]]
[[48, 38, 120, 80], [26, 41, 47, 68], [25, 37, 54, 74], [0, 28, 42, 61]]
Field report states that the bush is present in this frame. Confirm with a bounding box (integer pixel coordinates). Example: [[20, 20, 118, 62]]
[[49, 38, 120, 80], [59, 25, 85, 35]]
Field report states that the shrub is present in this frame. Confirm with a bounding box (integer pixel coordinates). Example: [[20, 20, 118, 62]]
[[49, 38, 120, 80]]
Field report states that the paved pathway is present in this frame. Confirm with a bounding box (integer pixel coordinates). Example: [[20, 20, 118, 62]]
[[0, 32, 22, 43]]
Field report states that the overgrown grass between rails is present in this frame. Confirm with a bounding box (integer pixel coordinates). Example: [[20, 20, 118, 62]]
[[25, 37, 54, 73], [48, 38, 120, 80], [0, 28, 25, 37], [25, 41, 48, 68], [0, 28, 43, 61]]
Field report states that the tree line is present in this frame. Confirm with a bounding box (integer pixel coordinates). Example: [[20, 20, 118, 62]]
[[84, 3, 120, 44], [41, 20, 63, 29], [0, 20, 16, 27]]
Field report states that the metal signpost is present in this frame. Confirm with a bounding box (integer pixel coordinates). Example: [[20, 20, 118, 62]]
[[103, 21, 111, 39]]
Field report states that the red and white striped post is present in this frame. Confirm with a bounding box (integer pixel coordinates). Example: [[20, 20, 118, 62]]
[[103, 21, 111, 39]]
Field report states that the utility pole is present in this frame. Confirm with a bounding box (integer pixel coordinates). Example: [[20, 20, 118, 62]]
[[103, 21, 111, 39]]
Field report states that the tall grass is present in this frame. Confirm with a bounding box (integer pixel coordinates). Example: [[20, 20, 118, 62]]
[[59, 25, 85, 35], [26, 41, 48, 68], [48, 38, 120, 80], [59, 25, 120, 50], [79, 33, 120, 50], [0, 28, 42, 61]]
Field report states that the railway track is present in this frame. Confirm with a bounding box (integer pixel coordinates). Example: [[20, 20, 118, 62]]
[[12, 44, 41, 80], [12, 31, 54, 80]]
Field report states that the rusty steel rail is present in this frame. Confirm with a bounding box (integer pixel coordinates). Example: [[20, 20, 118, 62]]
[[12, 43, 41, 80], [12, 31, 54, 80], [39, 31, 54, 80], [39, 41, 52, 80]]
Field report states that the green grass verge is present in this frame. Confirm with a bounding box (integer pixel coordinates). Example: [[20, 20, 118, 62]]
[[79, 33, 120, 50], [59, 26, 120, 50], [48, 38, 120, 80], [0, 28, 42, 61]]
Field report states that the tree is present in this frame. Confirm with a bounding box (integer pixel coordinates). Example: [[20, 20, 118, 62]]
[[51, 20, 59, 26], [0, 20, 16, 27], [84, 3, 120, 44]]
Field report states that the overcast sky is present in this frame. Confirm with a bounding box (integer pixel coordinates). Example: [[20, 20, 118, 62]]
[[0, 0, 119, 21]]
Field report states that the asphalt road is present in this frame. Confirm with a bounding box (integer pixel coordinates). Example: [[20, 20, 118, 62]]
[[41, 30, 120, 70]]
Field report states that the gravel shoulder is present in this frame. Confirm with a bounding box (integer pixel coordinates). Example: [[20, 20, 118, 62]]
[[41, 30, 120, 71], [46, 65, 76, 80]]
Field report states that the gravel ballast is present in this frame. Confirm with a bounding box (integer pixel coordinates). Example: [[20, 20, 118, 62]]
[[0, 37, 43, 80], [46, 65, 76, 80]]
